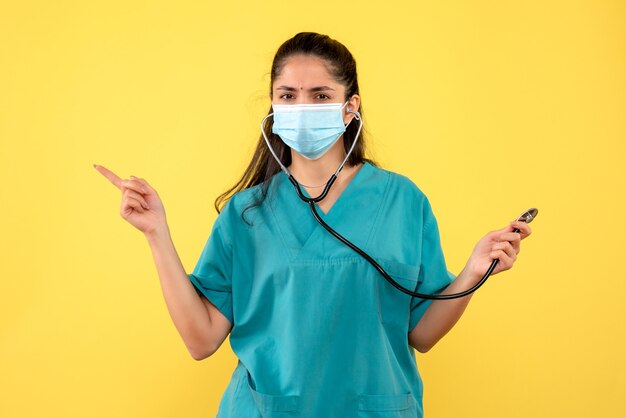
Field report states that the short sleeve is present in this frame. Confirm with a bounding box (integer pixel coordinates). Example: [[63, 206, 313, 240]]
[[187, 209, 234, 325], [408, 198, 457, 333]]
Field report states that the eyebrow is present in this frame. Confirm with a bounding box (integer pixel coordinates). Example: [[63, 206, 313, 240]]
[[276, 85, 336, 92]]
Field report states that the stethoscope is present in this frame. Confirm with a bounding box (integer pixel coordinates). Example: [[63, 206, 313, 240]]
[[261, 107, 539, 300]]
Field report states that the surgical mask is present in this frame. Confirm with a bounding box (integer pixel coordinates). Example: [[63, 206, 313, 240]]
[[271, 102, 352, 160]]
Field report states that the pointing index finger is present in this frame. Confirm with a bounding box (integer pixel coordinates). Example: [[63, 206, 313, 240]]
[[93, 164, 122, 190]]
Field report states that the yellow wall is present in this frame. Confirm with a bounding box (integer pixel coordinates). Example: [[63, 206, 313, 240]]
[[1, 1, 624, 417]]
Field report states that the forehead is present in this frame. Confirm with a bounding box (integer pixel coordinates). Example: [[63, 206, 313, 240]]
[[273, 55, 342, 89]]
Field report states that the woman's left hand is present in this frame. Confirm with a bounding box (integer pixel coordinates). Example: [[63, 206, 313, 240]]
[[463, 220, 533, 281]]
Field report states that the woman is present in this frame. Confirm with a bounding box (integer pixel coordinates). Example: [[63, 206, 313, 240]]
[[94, 32, 532, 417]]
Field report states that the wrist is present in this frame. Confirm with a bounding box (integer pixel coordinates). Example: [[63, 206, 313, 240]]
[[457, 266, 482, 287], [145, 223, 171, 246]]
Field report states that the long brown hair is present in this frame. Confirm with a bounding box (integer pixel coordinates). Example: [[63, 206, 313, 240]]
[[215, 32, 377, 225]]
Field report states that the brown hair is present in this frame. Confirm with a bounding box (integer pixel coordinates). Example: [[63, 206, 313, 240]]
[[215, 32, 377, 225]]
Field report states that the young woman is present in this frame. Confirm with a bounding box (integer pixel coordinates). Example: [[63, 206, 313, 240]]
[[95, 32, 532, 418]]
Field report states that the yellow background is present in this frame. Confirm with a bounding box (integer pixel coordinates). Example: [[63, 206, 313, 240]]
[[1, 1, 624, 417]]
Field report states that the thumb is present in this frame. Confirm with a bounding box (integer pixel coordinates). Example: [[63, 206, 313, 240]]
[[130, 175, 157, 195]]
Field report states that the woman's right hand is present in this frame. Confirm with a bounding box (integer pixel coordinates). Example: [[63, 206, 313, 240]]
[[94, 164, 167, 235]]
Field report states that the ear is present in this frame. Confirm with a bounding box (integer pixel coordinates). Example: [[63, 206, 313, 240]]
[[343, 94, 361, 124]]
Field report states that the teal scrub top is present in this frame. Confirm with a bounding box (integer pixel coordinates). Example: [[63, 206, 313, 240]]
[[187, 161, 456, 418]]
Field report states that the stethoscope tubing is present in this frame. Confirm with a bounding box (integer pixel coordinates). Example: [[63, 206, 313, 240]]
[[264, 106, 525, 300], [287, 173, 511, 300]]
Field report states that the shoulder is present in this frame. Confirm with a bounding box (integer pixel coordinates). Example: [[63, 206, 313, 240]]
[[368, 162, 429, 203], [215, 172, 281, 226]]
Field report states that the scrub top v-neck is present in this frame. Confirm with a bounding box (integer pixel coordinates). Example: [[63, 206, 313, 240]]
[[187, 161, 457, 418]]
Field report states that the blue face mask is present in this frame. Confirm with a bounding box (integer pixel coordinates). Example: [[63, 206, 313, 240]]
[[271, 102, 352, 160]]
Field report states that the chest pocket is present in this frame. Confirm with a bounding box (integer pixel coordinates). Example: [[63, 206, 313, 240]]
[[374, 259, 420, 333], [358, 392, 417, 418]]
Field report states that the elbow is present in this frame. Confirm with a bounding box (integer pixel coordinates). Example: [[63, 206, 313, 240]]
[[188, 341, 218, 361], [409, 335, 434, 353], [416, 337, 440, 353], [189, 347, 214, 361], [190, 350, 209, 361], [415, 343, 432, 354]]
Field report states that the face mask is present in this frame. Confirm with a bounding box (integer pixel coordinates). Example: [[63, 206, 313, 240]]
[[271, 102, 352, 160]]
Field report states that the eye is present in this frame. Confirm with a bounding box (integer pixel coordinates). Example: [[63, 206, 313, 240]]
[[278, 93, 294, 100], [315, 93, 330, 100]]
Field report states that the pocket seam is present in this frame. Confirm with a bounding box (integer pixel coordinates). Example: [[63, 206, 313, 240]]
[[246, 372, 300, 412], [377, 258, 421, 285], [357, 392, 414, 411]]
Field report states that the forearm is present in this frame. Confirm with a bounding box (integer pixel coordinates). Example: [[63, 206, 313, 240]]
[[409, 267, 481, 352], [145, 225, 214, 359]]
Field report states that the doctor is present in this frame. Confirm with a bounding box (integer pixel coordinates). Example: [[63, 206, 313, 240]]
[[95, 32, 532, 418]]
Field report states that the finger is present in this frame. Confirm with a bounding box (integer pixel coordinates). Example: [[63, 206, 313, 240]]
[[493, 241, 516, 258], [121, 179, 148, 195], [94, 164, 122, 190], [499, 231, 522, 243], [510, 221, 532, 238], [499, 232, 521, 253], [122, 195, 145, 214], [124, 189, 149, 209], [501, 241, 517, 260], [129, 176, 156, 195], [491, 224, 518, 240], [490, 249, 514, 270], [127, 196, 146, 212]]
